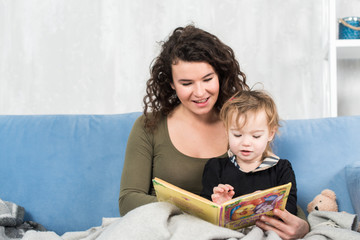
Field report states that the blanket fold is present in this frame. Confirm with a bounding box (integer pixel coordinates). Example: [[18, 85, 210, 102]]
[[95, 202, 281, 240], [0, 198, 46, 240], [0, 199, 24, 227], [303, 211, 360, 240]]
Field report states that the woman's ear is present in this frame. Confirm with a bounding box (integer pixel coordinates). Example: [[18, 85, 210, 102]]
[[170, 82, 175, 90]]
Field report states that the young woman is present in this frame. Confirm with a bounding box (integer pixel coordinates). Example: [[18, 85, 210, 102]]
[[119, 25, 309, 239]]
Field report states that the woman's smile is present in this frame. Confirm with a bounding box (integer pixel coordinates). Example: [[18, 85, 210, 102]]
[[193, 97, 210, 105]]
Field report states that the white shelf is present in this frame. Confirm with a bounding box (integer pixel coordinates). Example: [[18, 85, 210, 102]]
[[328, 0, 360, 117], [336, 39, 360, 59]]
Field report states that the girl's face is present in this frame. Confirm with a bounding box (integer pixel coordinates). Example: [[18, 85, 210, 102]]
[[171, 60, 220, 117], [228, 109, 275, 164]]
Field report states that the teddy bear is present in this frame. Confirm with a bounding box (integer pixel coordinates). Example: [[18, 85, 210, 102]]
[[307, 189, 338, 213], [307, 189, 360, 232]]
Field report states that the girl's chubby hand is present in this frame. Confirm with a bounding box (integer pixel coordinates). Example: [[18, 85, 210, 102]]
[[211, 184, 235, 204]]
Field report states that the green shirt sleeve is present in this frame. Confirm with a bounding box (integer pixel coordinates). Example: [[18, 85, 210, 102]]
[[119, 116, 157, 216]]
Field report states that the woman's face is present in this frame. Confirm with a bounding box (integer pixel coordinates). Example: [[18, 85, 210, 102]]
[[171, 60, 220, 117]]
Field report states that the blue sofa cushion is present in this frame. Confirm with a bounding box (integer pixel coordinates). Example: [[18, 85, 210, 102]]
[[0, 113, 141, 235], [346, 161, 360, 216], [273, 115, 360, 214]]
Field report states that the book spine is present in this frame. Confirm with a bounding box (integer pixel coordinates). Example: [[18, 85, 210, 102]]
[[219, 206, 224, 227]]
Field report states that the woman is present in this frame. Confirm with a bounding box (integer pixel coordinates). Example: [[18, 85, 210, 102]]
[[119, 25, 309, 239]]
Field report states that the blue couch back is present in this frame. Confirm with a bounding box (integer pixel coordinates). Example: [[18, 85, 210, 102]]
[[274, 115, 360, 216], [0, 113, 358, 235], [0, 112, 141, 235]]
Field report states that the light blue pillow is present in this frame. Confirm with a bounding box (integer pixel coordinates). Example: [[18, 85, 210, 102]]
[[345, 162, 360, 216]]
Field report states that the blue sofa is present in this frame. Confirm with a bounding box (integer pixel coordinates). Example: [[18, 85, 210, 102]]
[[0, 112, 359, 235]]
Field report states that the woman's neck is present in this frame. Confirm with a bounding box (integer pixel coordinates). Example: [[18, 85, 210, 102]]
[[167, 104, 227, 158]]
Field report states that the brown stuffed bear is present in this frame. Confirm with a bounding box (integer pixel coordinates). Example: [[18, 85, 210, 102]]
[[307, 189, 338, 213], [307, 189, 360, 232]]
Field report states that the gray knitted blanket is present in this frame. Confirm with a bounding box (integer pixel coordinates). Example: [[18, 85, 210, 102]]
[[0, 199, 46, 239], [3, 201, 360, 239], [303, 211, 360, 240], [21, 202, 283, 240]]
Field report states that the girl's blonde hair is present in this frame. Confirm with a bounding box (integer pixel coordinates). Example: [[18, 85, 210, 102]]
[[220, 90, 280, 158]]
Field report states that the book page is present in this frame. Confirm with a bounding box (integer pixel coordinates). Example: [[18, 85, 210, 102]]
[[221, 182, 291, 229], [153, 178, 221, 225]]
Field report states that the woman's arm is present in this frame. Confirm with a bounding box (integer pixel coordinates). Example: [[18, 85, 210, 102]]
[[118, 116, 157, 216]]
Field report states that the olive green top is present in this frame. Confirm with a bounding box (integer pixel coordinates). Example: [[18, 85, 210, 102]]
[[118, 114, 308, 221], [118, 115, 226, 216]]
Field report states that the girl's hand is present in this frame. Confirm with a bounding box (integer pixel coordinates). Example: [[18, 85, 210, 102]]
[[211, 184, 235, 204], [255, 209, 310, 240]]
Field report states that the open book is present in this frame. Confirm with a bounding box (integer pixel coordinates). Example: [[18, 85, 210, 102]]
[[152, 177, 291, 229]]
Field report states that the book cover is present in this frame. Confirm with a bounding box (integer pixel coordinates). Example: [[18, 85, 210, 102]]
[[152, 177, 291, 229]]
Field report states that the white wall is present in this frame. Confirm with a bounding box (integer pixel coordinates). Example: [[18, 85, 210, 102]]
[[0, 0, 332, 119]]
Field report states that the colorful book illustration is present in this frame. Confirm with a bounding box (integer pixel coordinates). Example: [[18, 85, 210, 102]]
[[152, 177, 291, 229]]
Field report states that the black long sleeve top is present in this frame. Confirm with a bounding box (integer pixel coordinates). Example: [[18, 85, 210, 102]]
[[200, 157, 298, 215]]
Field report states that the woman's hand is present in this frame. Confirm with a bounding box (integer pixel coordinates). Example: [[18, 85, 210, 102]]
[[211, 184, 235, 204], [255, 209, 310, 240]]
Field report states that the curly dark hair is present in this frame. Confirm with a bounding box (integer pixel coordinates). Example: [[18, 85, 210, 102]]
[[143, 25, 249, 131]]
